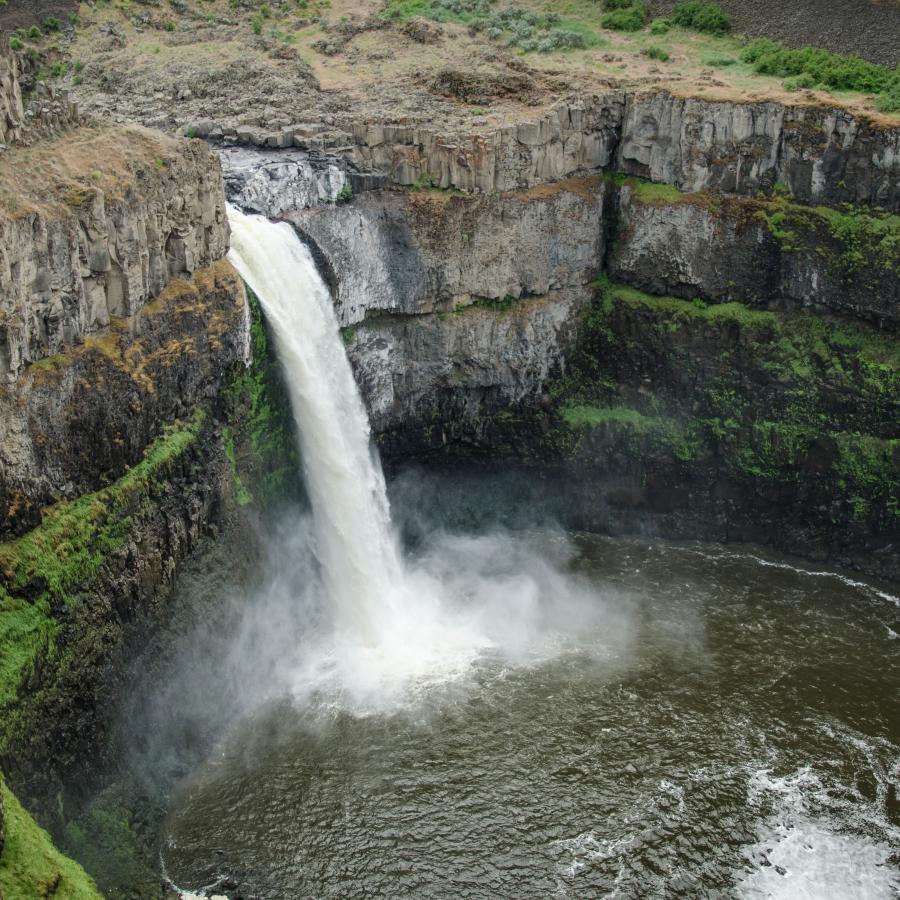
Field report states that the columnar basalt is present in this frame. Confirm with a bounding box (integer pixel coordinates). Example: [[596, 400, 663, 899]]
[[0, 127, 240, 536], [607, 180, 900, 327]]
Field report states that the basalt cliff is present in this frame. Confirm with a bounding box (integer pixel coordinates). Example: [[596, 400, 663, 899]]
[[0, 7, 897, 896]]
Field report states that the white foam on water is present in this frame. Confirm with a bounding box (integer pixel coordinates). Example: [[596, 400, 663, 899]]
[[736, 767, 900, 899], [226, 207, 627, 715], [677, 545, 899, 607]]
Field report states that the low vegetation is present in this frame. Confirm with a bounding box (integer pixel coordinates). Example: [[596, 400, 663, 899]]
[[0, 774, 102, 899], [742, 38, 900, 112], [383, 0, 601, 51], [670, 1, 730, 35]]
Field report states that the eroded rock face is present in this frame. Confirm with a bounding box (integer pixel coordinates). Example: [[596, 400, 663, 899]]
[[0, 128, 247, 535], [341, 91, 900, 210], [273, 177, 606, 429], [607, 183, 900, 326], [349, 290, 589, 437], [0, 130, 229, 382], [281, 177, 606, 324], [0, 261, 248, 535], [616, 92, 900, 209], [347, 96, 625, 193], [0, 51, 23, 145]]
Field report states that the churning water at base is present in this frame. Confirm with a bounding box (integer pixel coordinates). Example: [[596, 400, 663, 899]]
[[161, 535, 899, 898], [160, 208, 900, 897], [225, 207, 616, 711]]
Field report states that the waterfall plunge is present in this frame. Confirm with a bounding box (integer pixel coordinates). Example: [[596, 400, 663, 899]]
[[227, 206, 407, 642], [226, 205, 613, 711]]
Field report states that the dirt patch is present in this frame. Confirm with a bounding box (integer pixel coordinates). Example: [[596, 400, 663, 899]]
[[650, 0, 900, 67], [430, 68, 537, 105]]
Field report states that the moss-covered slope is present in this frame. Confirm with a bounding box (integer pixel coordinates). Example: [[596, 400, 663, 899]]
[[0, 775, 101, 900]]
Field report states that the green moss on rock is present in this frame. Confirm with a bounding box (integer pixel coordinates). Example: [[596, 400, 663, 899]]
[[0, 774, 101, 900], [551, 280, 899, 527], [0, 412, 205, 711]]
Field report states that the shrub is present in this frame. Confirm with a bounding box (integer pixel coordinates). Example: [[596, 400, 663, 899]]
[[42, 16, 61, 32], [336, 183, 353, 203], [602, 0, 634, 9], [49, 60, 67, 77], [538, 27, 588, 50], [671, 1, 730, 35], [784, 72, 816, 91], [601, 2, 647, 32], [645, 44, 669, 61], [649, 17, 669, 35], [27, 25, 41, 40], [877, 73, 900, 113], [742, 39, 892, 94], [251, 13, 263, 33], [163, 19, 176, 31], [8, 36, 22, 50]]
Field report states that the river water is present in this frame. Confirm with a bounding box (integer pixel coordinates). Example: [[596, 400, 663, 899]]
[[159, 208, 899, 898], [161, 533, 899, 899]]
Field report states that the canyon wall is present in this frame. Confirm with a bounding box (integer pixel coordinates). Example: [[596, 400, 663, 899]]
[[225, 94, 899, 578], [338, 91, 900, 210], [0, 124, 279, 827], [0, 127, 240, 536]]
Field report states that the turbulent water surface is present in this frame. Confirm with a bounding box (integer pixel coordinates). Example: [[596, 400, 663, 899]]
[[161, 536, 899, 899], [159, 209, 900, 899]]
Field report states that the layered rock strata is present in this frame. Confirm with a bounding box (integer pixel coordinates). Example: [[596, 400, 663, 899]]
[[0, 127, 238, 535]]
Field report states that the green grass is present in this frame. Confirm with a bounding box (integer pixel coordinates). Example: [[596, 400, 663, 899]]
[[550, 279, 899, 516], [562, 404, 651, 428], [0, 775, 102, 900], [0, 412, 205, 707]]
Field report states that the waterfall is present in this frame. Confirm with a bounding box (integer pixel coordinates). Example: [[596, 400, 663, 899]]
[[226, 205, 404, 642], [224, 205, 607, 711]]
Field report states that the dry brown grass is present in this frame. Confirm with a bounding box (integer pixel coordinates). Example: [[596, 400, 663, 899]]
[[0, 125, 185, 218]]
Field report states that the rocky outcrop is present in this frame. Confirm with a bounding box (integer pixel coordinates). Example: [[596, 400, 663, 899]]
[[253, 175, 608, 430], [345, 97, 624, 193], [0, 126, 246, 537], [607, 181, 900, 326], [276, 176, 607, 325], [0, 261, 248, 535], [0, 51, 23, 145], [336, 90, 900, 210], [0, 127, 229, 381], [350, 290, 589, 438], [220, 146, 355, 215], [615, 92, 900, 210]]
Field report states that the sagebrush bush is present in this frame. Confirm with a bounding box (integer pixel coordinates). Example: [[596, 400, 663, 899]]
[[671, 1, 730, 35], [601, 2, 647, 32], [742, 39, 890, 93]]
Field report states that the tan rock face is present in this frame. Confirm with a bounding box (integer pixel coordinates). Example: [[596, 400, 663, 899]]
[[0, 131, 229, 382], [0, 128, 244, 535]]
